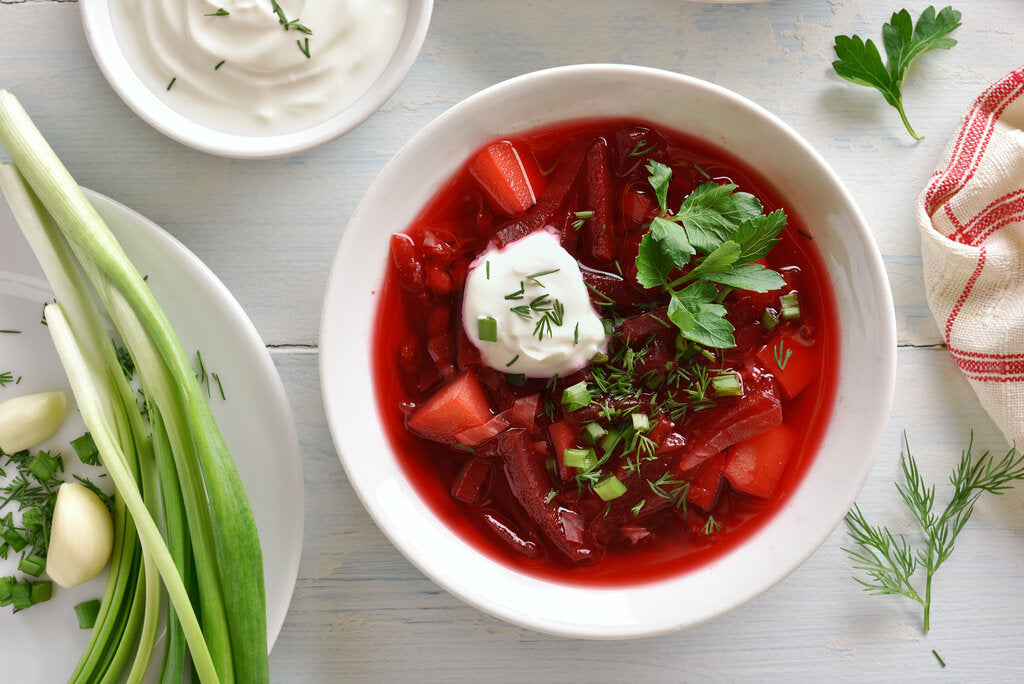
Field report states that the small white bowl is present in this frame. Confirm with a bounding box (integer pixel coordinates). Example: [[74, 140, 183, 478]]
[[320, 64, 896, 638], [80, 1, 433, 158]]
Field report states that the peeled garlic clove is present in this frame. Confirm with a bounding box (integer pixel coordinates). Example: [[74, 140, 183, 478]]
[[0, 390, 67, 453], [46, 482, 114, 588]]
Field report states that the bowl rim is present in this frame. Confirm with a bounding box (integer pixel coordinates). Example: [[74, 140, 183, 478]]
[[320, 63, 897, 638], [79, 0, 434, 159]]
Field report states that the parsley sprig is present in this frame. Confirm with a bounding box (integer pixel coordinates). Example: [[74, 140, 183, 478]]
[[844, 433, 1024, 633], [832, 6, 962, 141], [634, 161, 786, 349]]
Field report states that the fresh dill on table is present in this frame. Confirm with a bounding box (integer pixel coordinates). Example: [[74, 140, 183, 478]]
[[844, 433, 1024, 633]]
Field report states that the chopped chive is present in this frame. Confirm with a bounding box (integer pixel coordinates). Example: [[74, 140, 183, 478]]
[[166, 77, 176, 91], [212, 372, 226, 400], [477, 316, 498, 343], [761, 307, 780, 330], [28, 451, 60, 481], [711, 372, 743, 397], [205, 8, 230, 16], [797, 229, 813, 240], [485, 260, 490, 280], [563, 448, 596, 470], [0, 329, 20, 333], [631, 412, 650, 433], [594, 474, 627, 501], [214, 60, 226, 71], [780, 292, 800, 320], [589, 350, 609, 365], [561, 381, 591, 412], [297, 38, 311, 59], [573, 322, 580, 345], [75, 599, 102, 629], [505, 355, 519, 368], [932, 650, 946, 668]]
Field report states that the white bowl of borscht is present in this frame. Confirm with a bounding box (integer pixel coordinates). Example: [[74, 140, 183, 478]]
[[320, 64, 896, 638]]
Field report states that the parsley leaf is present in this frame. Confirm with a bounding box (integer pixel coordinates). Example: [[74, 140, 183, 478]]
[[832, 6, 962, 141], [634, 163, 787, 349]]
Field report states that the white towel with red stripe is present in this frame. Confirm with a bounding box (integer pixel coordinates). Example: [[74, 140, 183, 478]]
[[918, 66, 1024, 447]]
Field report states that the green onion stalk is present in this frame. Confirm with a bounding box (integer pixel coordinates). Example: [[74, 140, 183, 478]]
[[0, 89, 269, 683]]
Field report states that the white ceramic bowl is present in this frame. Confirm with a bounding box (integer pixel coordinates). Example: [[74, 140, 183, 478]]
[[320, 64, 896, 638], [80, 1, 433, 158]]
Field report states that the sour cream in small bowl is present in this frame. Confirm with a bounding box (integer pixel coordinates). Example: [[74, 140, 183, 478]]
[[81, 0, 433, 158]]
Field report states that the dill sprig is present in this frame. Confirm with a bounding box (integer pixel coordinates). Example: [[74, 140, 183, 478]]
[[844, 433, 1024, 633]]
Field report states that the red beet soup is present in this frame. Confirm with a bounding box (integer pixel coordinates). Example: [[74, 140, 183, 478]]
[[373, 118, 838, 586]]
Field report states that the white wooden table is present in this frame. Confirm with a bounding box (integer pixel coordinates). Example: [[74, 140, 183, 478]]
[[2, 0, 1023, 680]]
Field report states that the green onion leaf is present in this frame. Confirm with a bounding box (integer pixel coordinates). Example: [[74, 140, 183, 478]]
[[75, 599, 102, 629], [561, 381, 592, 412], [594, 474, 627, 501], [477, 316, 498, 343]]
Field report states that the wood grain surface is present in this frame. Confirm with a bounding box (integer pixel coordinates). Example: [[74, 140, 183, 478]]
[[1, 1, 1022, 680]]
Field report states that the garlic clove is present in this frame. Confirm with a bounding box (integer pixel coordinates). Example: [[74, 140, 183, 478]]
[[0, 390, 67, 453], [46, 482, 114, 588]]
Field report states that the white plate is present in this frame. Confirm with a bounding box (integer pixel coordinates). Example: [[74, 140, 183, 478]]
[[0, 189, 303, 679]]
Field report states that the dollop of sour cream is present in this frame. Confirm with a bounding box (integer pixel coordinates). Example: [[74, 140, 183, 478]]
[[463, 231, 607, 378], [110, 0, 408, 136]]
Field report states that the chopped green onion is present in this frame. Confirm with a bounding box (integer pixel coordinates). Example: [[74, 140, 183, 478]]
[[594, 474, 627, 501], [563, 448, 596, 470], [0, 522, 27, 552], [71, 431, 99, 465], [780, 292, 800, 320], [29, 580, 51, 605], [477, 316, 498, 343], [599, 426, 624, 453], [18, 553, 46, 577], [601, 318, 614, 336], [711, 372, 743, 397], [11, 580, 31, 611], [0, 576, 15, 606], [28, 451, 60, 481], [761, 307, 780, 330], [75, 599, 102, 629], [590, 351, 609, 365], [583, 422, 607, 444], [505, 373, 526, 386], [561, 381, 591, 412], [631, 413, 651, 434]]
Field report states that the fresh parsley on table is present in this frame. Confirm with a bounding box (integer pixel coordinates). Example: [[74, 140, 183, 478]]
[[832, 6, 962, 141]]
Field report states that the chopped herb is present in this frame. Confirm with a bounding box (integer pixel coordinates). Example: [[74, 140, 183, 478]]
[[297, 38, 311, 59], [212, 372, 226, 401], [711, 371, 742, 397], [561, 381, 591, 412], [594, 474, 627, 501], [631, 500, 645, 516], [485, 260, 490, 280], [573, 322, 579, 345], [166, 77, 177, 91], [629, 139, 655, 157], [504, 282, 525, 300], [648, 471, 689, 511], [75, 599, 101, 629], [932, 650, 946, 668], [544, 489, 557, 505], [505, 355, 519, 368], [509, 305, 531, 320], [773, 339, 793, 370], [797, 229, 813, 240], [780, 292, 800, 320], [572, 211, 594, 230], [205, 8, 230, 16], [702, 515, 723, 535], [214, 60, 226, 71], [505, 373, 526, 387], [526, 269, 559, 287], [0, 372, 13, 388], [0, 330, 20, 334]]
